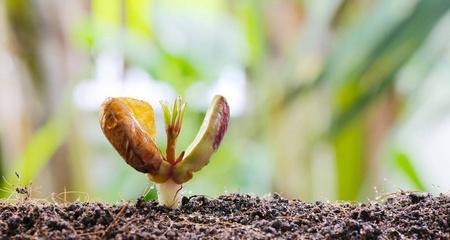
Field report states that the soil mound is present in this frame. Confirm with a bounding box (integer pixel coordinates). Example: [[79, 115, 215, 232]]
[[0, 192, 448, 239]]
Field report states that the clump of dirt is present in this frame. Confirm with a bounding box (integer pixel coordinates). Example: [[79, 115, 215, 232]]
[[0, 192, 448, 239]]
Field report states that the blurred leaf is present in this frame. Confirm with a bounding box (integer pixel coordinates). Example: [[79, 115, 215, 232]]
[[7, 95, 73, 189], [127, 0, 153, 37], [330, 0, 450, 134], [393, 151, 426, 191], [157, 0, 225, 11], [92, 0, 120, 26], [330, 76, 394, 136], [12, 117, 68, 185], [5, 0, 45, 92], [325, 1, 414, 89], [286, 0, 449, 108], [72, 20, 96, 50], [143, 185, 158, 201], [327, 0, 449, 200], [147, 47, 201, 91], [332, 83, 365, 200], [236, 0, 266, 70], [284, 0, 406, 106]]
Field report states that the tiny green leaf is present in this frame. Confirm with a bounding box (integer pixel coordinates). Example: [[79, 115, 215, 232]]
[[143, 185, 158, 202], [160, 100, 171, 127], [176, 102, 186, 131], [171, 96, 180, 126]]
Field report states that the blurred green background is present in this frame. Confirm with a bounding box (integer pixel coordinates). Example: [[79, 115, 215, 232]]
[[0, 0, 449, 202]]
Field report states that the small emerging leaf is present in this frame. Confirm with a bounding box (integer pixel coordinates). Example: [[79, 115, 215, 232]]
[[143, 185, 158, 202], [171, 96, 180, 126], [175, 101, 186, 130], [173, 95, 230, 183], [99, 97, 164, 174], [160, 100, 171, 127]]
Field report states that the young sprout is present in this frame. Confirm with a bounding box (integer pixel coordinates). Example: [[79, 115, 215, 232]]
[[99, 95, 230, 208]]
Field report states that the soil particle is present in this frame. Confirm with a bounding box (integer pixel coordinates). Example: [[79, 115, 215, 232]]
[[0, 192, 448, 239]]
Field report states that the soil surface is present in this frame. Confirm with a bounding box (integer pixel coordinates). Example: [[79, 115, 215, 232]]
[[0, 192, 448, 239]]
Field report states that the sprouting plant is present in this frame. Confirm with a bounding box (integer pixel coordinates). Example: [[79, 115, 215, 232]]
[[99, 95, 230, 208]]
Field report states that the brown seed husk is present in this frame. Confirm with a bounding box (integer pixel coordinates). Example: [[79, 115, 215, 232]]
[[99, 97, 163, 174]]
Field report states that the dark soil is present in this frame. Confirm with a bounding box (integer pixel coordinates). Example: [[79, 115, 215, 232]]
[[0, 192, 448, 239]]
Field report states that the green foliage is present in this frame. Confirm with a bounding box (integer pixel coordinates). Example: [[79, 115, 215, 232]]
[[147, 48, 201, 92], [323, 0, 449, 200], [237, 0, 267, 68], [332, 83, 365, 200], [12, 117, 68, 186], [393, 151, 426, 191], [330, 0, 449, 133], [143, 185, 158, 202]]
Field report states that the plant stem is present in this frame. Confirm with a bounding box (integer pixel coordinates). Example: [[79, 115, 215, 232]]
[[166, 131, 176, 164], [156, 179, 183, 209]]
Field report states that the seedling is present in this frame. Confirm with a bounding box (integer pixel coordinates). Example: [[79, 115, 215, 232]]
[[99, 95, 230, 208]]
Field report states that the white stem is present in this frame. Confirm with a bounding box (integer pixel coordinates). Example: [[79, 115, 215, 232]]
[[156, 179, 183, 209]]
